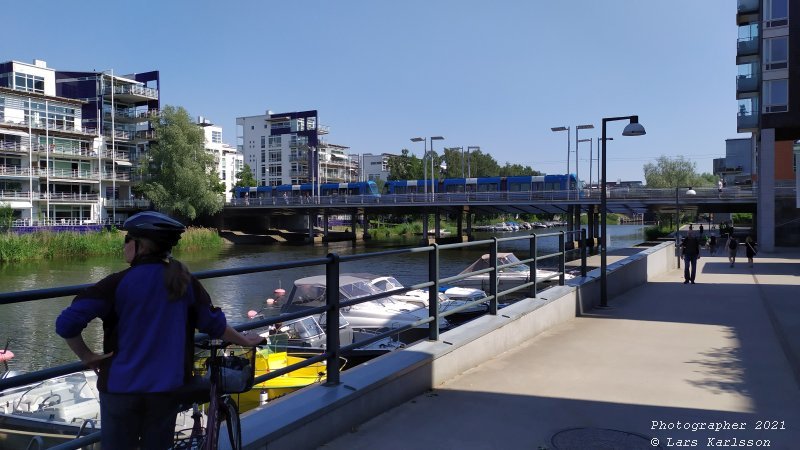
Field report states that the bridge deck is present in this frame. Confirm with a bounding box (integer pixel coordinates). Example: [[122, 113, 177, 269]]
[[321, 251, 800, 449]]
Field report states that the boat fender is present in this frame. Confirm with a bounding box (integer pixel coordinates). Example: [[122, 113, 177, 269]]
[[259, 389, 269, 405], [0, 349, 13, 362], [247, 310, 258, 319]]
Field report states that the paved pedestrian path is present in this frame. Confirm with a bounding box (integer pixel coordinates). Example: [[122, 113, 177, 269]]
[[320, 250, 800, 449]]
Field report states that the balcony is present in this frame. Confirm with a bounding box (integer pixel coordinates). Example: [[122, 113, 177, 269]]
[[104, 108, 159, 124], [0, 165, 34, 178], [737, 111, 759, 133], [737, 0, 759, 25], [0, 117, 97, 137], [737, 37, 759, 57], [103, 84, 159, 102], [736, 72, 760, 98], [39, 192, 100, 203], [101, 171, 131, 182], [45, 168, 101, 182], [0, 190, 32, 201]]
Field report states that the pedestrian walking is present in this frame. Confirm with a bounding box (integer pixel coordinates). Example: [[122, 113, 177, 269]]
[[699, 224, 704, 235], [718, 179, 723, 195], [680, 230, 701, 284], [709, 234, 717, 255], [726, 234, 739, 267], [745, 235, 757, 268]]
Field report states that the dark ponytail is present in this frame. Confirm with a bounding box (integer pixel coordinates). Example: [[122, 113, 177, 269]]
[[164, 257, 191, 300]]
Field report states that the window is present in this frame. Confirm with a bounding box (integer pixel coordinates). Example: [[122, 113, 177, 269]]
[[212, 131, 222, 144], [269, 136, 281, 147], [763, 79, 788, 113], [260, 136, 266, 148], [764, 37, 788, 70], [765, 0, 789, 27], [14, 73, 44, 94]]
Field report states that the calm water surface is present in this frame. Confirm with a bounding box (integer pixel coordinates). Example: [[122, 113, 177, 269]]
[[0, 225, 645, 372]]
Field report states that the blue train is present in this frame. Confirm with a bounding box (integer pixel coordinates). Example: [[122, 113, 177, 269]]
[[383, 174, 580, 195], [234, 180, 380, 201], [233, 174, 580, 202]]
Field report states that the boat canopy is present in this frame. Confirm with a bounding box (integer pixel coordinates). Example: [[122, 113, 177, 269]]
[[458, 253, 527, 275]]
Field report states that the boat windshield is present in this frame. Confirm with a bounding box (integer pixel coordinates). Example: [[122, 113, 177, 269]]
[[283, 317, 324, 340], [370, 277, 403, 292], [290, 284, 327, 307], [340, 281, 380, 300], [498, 254, 528, 273]]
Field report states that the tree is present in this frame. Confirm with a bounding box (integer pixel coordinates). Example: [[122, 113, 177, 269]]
[[643, 155, 713, 188], [0, 203, 13, 231], [387, 149, 424, 180], [138, 106, 225, 221], [232, 163, 258, 191]]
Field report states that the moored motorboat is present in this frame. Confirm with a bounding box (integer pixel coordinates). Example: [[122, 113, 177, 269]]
[[456, 252, 573, 293]]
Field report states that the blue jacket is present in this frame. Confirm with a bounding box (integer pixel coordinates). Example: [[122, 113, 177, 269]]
[[55, 258, 226, 393]]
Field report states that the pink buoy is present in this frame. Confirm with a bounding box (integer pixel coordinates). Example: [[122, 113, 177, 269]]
[[274, 288, 286, 297], [247, 310, 258, 319], [0, 349, 14, 362], [266, 298, 275, 306]]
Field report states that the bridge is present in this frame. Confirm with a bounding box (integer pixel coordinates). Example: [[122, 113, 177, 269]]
[[218, 187, 770, 243]]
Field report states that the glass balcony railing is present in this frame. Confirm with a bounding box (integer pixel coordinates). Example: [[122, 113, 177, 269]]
[[737, 112, 758, 131], [736, 72, 760, 94], [737, 37, 759, 56], [737, 0, 758, 14]]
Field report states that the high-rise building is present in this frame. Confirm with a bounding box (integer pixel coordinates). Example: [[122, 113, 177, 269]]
[[736, 0, 800, 248], [198, 116, 243, 202], [236, 110, 356, 187]]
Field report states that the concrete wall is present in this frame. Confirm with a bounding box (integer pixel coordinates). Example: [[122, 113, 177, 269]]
[[230, 241, 677, 450]]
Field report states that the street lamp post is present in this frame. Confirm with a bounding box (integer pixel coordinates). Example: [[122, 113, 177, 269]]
[[575, 124, 594, 186], [578, 138, 592, 187], [429, 136, 444, 200], [600, 116, 646, 307], [466, 146, 479, 177], [410, 137, 427, 198], [596, 137, 612, 189], [551, 126, 570, 174], [675, 186, 697, 268]]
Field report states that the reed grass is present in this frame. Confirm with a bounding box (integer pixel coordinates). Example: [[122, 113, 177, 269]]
[[0, 227, 223, 263]]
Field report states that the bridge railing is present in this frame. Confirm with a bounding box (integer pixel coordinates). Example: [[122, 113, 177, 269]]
[[227, 186, 764, 207], [0, 232, 584, 450]]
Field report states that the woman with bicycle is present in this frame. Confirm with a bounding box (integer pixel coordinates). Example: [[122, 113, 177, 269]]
[[56, 211, 264, 450]]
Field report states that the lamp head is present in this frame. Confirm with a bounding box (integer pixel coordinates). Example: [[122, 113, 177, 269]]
[[622, 117, 646, 136], [576, 124, 594, 130], [551, 126, 569, 132], [410, 137, 424, 143], [686, 188, 697, 196], [431, 136, 444, 141]]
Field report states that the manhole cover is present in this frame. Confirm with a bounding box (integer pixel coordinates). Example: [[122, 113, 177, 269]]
[[551, 427, 662, 450]]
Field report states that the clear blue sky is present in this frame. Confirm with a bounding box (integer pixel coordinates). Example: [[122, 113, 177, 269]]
[[7, 0, 747, 183]]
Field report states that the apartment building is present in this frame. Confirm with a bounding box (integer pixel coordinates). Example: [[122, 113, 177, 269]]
[[362, 153, 393, 182], [198, 116, 243, 202], [736, 0, 800, 248], [236, 110, 356, 187]]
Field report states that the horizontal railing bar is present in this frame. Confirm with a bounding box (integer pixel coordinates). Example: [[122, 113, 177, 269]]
[[48, 431, 101, 450]]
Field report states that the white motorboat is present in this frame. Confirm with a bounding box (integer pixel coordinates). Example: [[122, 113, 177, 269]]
[[367, 276, 491, 324], [457, 252, 573, 292], [279, 274, 450, 344]]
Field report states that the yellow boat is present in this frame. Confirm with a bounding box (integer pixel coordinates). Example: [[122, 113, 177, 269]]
[[237, 334, 342, 412]]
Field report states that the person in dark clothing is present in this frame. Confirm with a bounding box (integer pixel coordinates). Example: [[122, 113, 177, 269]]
[[56, 211, 263, 450], [709, 234, 717, 255], [727, 234, 739, 267], [745, 235, 757, 268], [680, 230, 701, 284]]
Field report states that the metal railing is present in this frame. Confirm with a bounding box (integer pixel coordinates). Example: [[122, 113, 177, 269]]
[[0, 232, 582, 450]]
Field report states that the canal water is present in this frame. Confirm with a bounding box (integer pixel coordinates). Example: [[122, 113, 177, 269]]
[[0, 225, 645, 372]]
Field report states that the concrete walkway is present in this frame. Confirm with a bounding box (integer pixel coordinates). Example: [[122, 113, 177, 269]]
[[320, 250, 800, 449]]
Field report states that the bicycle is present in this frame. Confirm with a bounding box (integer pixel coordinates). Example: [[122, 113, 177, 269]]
[[173, 339, 260, 450]]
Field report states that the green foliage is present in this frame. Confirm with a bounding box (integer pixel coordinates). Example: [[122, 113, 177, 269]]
[[233, 163, 258, 191], [139, 106, 224, 220], [387, 149, 424, 180], [644, 226, 671, 241], [732, 213, 753, 224], [0, 228, 222, 263], [0, 203, 12, 231], [387, 146, 543, 180], [643, 155, 709, 188], [499, 163, 542, 177]]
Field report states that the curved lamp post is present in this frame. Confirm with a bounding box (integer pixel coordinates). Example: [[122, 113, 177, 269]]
[[675, 186, 697, 268], [600, 116, 646, 307]]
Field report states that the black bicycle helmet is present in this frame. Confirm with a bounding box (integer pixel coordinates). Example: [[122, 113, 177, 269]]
[[123, 211, 185, 249]]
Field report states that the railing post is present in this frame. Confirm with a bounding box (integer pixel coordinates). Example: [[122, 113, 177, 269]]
[[489, 238, 498, 314], [559, 231, 566, 285], [428, 243, 440, 341], [325, 252, 341, 386], [581, 228, 587, 277], [529, 233, 537, 298]]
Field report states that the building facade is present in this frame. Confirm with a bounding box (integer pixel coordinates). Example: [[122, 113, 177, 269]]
[[714, 138, 754, 186], [362, 153, 393, 182], [236, 110, 356, 187], [0, 59, 162, 225], [198, 116, 243, 202], [736, 0, 800, 248]]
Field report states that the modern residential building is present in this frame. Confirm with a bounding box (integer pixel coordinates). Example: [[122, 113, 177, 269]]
[[362, 153, 393, 182], [198, 116, 243, 202], [0, 59, 159, 225], [714, 138, 754, 186], [736, 0, 800, 248], [236, 109, 356, 187]]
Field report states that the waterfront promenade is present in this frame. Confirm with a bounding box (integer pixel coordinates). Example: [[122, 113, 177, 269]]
[[319, 250, 800, 449]]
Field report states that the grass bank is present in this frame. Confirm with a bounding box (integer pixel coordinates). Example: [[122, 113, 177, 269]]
[[0, 227, 223, 263]]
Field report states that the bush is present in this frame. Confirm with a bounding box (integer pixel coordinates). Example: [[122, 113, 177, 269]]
[[644, 226, 670, 241]]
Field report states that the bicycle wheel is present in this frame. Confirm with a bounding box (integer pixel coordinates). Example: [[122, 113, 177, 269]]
[[223, 396, 242, 449]]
